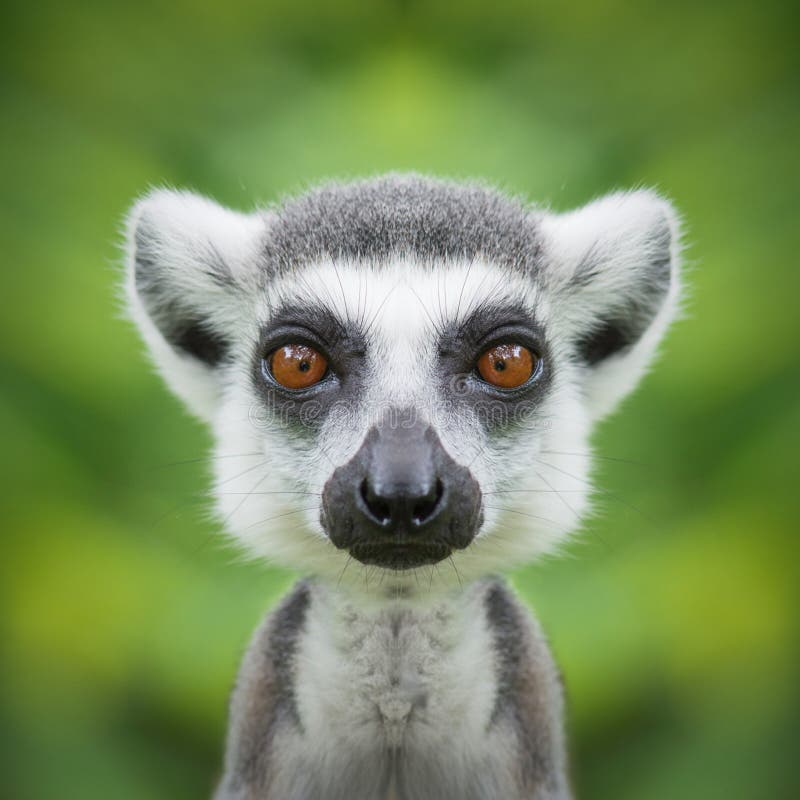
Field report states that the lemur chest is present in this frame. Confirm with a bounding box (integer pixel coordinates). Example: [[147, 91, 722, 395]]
[[294, 596, 499, 754]]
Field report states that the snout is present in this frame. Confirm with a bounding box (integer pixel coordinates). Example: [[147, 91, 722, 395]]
[[321, 411, 483, 570]]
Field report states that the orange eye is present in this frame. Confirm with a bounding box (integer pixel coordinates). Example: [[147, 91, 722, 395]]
[[477, 344, 537, 389], [269, 344, 328, 390]]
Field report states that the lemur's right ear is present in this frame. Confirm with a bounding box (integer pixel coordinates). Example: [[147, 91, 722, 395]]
[[125, 189, 266, 421]]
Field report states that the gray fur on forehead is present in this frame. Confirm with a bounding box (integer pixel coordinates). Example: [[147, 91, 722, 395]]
[[260, 174, 542, 276]]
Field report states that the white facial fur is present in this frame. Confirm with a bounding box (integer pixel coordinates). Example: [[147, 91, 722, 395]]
[[126, 177, 681, 596]]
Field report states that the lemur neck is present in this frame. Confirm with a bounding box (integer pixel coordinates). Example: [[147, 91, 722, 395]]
[[312, 571, 485, 617]]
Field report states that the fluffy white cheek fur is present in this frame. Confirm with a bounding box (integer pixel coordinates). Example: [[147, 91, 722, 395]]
[[210, 381, 342, 575]]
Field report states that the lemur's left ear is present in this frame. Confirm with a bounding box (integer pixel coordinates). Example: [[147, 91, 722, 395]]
[[539, 190, 682, 420], [125, 189, 266, 421]]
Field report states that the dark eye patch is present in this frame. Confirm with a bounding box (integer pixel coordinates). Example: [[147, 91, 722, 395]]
[[437, 302, 553, 432], [250, 303, 368, 433]]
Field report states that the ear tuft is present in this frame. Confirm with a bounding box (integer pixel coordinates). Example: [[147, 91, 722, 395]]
[[125, 189, 265, 420]]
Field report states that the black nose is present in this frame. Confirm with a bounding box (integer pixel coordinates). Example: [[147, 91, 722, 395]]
[[321, 409, 483, 569], [360, 475, 445, 529]]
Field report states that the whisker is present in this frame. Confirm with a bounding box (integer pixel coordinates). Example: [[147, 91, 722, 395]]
[[216, 491, 321, 496], [364, 281, 400, 336], [466, 441, 489, 470], [331, 259, 352, 328], [356, 270, 364, 330], [408, 285, 445, 337], [428, 564, 437, 591], [216, 459, 271, 488], [436, 268, 446, 332], [536, 470, 582, 521], [483, 489, 586, 495], [316, 441, 339, 470], [483, 505, 565, 528], [454, 258, 476, 323], [337, 554, 354, 588], [539, 450, 650, 467], [460, 262, 498, 321], [147, 499, 207, 530], [240, 505, 319, 532], [448, 555, 463, 589], [156, 452, 264, 468], [221, 469, 273, 528], [534, 457, 652, 522], [154, 489, 319, 518]]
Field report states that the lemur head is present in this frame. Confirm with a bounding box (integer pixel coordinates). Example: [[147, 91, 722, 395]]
[[126, 175, 680, 593]]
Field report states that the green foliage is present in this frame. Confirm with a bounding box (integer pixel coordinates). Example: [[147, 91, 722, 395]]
[[1, 1, 797, 797]]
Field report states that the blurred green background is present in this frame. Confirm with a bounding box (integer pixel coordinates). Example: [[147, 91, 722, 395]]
[[1, 1, 797, 798]]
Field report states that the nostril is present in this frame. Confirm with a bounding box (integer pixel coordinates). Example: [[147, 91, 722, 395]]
[[360, 478, 392, 525], [412, 479, 444, 525]]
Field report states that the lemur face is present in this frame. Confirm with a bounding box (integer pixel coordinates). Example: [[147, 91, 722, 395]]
[[127, 176, 679, 592]]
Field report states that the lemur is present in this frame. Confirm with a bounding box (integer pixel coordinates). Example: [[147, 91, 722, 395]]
[[125, 174, 680, 800]]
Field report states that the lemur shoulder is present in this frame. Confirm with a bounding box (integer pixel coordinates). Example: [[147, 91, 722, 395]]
[[126, 174, 681, 800]]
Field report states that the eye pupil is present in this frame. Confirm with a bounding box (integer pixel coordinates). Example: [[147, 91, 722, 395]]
[[299, 361, 310, 372], [494, 360, 506, 371]]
